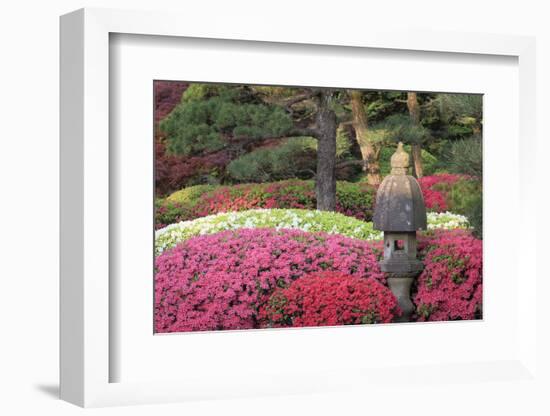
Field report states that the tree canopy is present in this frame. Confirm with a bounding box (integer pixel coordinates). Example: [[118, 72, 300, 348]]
[[157, 82, 482, 197]]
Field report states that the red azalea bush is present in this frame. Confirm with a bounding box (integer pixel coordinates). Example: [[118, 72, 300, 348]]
[[418, 173, 463, 211], [194, 180, 376, 221], [259, 271, 399, 328], [155, 179, 376, 227], [194, 180, 316, 216], [154, 228, 384, 333], [414, 230, 483, 321], [418, 173, 473, 212]]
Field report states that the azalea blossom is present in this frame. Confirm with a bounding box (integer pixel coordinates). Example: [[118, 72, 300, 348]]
[[155, 208, 470, 255]]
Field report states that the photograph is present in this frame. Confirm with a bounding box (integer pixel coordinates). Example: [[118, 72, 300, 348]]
[[153, 82, 483, 333]]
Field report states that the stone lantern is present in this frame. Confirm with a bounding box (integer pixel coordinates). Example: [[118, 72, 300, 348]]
[[373, 142, 427, 322]]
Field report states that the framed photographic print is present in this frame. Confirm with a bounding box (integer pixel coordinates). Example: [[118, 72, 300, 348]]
[[60, 7, 540, 408], [152, 80, 483, 331]]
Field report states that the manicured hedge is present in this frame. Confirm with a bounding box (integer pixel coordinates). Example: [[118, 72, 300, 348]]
[[156, 175, 481, 229], [155, 179, 376, 228], [155, 208, 470, 255]]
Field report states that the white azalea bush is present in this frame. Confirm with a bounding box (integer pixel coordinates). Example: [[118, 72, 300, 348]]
[[426, 211, 470, 230], [155, 209, 381, 255], [155, 209, 469, 255]]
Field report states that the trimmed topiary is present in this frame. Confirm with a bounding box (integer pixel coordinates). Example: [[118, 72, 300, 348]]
[[155, 208, 470, 255]]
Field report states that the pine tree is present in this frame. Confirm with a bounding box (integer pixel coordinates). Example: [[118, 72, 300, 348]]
[[160, 84, 338, 210]]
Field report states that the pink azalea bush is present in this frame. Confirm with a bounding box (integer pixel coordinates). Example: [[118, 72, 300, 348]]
[[155, 228, 384, 333], [259, 271, 399, 328], [414, 230, 483, 321], [155, 227, 482, 332]]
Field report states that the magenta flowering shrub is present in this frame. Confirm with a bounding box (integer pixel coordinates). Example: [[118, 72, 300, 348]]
[[414, 230, 483, 321], [154, 228, 384, 333]]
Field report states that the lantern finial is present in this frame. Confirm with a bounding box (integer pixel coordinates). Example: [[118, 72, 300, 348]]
[[390, 142, 409, 175]]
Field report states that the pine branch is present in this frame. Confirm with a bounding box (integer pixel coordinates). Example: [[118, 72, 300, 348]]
[[282, 92, 315, 109], [288, 127, 321, 139], [336, 159, 367, 168]]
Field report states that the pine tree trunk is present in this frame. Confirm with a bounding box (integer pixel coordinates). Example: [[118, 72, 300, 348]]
[[350, 90, 381, 185], [407, 92, 423, 178], [315, 91, 337, 211], [411, 143, 423, 178]]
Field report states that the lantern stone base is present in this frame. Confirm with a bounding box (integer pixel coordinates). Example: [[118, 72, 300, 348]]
[[386, 274, 417, 323]]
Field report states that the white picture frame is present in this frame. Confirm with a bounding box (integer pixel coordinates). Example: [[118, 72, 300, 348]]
[[60, 7, 539, 408]]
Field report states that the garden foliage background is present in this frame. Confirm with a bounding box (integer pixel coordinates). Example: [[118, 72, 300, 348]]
[[154, 81, 484, 332]]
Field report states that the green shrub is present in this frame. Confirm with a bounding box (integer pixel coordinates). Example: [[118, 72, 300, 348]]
[[160, 86, 294, 156], [464, 193, 482, 238], [227, 138, 316, 183], [335, 182, 372, 217], [431, 177, 482, 237], [165, 184, 216, 205], [227, 132, 351, 183], [443, 136, 483, 178], [439, 178, 482, 215]]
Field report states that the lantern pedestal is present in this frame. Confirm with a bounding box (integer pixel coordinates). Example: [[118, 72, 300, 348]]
[[386, 274, 417, 322], [379, 232, 424, 322]]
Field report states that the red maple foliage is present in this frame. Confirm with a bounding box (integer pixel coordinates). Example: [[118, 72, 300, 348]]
[[154, 80, 189, 126]]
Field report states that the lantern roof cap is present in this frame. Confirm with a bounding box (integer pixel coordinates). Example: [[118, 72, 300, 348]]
[[373, 143, 427, 232]]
